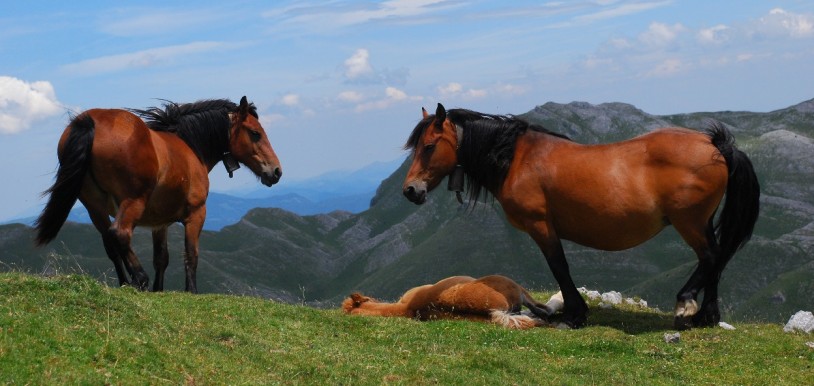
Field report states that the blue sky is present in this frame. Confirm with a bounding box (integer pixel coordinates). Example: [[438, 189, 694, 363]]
[[1, 1, 813, 221]]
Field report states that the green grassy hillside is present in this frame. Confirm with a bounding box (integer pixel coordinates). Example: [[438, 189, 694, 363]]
[[1, 273, 812, 385]]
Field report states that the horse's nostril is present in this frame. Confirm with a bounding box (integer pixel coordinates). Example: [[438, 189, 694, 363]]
[[273, 167, 282, 178], [404, 186, 415, 197]]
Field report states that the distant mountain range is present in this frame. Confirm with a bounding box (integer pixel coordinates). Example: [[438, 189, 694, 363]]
[[2, 99, 812, 323], [3, 158, 404, 230]]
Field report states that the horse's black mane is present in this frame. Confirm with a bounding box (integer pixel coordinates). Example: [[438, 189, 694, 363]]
[[130, 99, 258, 166], [405, 108, 569, 203]]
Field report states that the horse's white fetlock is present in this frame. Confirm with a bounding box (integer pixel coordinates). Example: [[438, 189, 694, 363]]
[[674, 299, 699, 318]]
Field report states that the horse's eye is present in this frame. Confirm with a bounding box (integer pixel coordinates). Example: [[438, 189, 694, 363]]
[[424, 143, 436, 152], [249, 130, 261, 141]]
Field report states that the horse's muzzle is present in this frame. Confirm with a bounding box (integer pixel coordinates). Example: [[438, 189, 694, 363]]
[[403, 184, 427, 205], [261, 167, 282, 187]]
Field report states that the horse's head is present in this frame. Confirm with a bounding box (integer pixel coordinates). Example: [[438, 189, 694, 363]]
[[228, 96, 282, 187], [403, 103, 460, 205], [342, 293, 373, 314]]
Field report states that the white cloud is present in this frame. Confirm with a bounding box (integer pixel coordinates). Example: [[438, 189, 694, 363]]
[[355, 86, 422, 112], [437, 82, 488, 99], [646, 58, 684, 77], [385, 86, 408, 101], [61, 41, 226, 75], [639, 22, 686, 47], [574, 1, 672, 24], [0, 76, 63, 134], [697, 25, 730, 45], [100, 8, 227, 37], [266, 0, 457, 32], [494, 83, 529, 96], [281, 94, 299, 106], [337, 91, 364, 103], [260, 113, 286, 127], [467, 89, 487, 98], [757, 8, 814, 38], [344, 48, 374, 79], [438, 82, 463, 96]]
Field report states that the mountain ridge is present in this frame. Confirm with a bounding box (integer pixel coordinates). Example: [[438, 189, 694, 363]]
[[2, 99, 812, 322]]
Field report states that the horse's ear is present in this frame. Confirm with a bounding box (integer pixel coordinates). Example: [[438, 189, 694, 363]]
[[435, 103, 446, 129], [350, 293, 370, 306], [239, 96, 249, 116], [422, 107, 428, 118]]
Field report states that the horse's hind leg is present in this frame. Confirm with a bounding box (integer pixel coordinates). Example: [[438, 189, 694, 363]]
[[81, 195, 130, 287], [693, 223, 724, 327], [672, 217, 718, 329], [109, 199, 150, 290], [151, 227, 169, 292]]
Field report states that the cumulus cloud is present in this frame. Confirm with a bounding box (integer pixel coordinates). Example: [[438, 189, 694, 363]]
[[355, 86, 422, 112], [344, 48, 374, 80], [757, 8, 814, 38], [0, 76, 63, 134], [341, 48, 409, 85], [438, 82, 463, 96], [337, 91, 364, 103], [639, 22, 686, 47], [260, 113, 286, 127], [438, 82, 488, 99], [280, 94, 300, 106], [697, 25, 730, 45], [646, 58, 685, 77]]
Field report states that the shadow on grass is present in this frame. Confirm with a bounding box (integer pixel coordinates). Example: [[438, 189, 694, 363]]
[[548, 306, 677, 335]]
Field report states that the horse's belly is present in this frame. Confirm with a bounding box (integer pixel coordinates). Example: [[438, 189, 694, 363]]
[[556, 213, 666, 251]]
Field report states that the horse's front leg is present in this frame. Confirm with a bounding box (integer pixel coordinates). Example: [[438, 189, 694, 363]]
[[182, 207, 206, 293], [151, 227, 169, 292], [528, 222, 588, 328]]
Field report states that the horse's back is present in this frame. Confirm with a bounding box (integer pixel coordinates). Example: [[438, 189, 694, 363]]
[[505, 127, 728, 250]]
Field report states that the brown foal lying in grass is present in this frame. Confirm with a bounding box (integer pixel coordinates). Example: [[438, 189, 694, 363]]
[[342, 275, 564, 329]]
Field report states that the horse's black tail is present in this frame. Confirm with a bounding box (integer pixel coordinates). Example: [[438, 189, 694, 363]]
[[34, 113, 95, 246], [706, 122, 760, 270]]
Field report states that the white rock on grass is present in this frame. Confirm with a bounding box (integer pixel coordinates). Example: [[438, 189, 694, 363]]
[[784, 311, 814, 333], [664, 332, 680, 343], [578, 287, 602, 300], [601, 291, 623, 305], [718, 322, 736, 330]]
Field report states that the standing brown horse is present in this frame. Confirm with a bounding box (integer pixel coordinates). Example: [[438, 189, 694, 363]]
[[35, 97, 282, 292], [403, 104, 760, 329]]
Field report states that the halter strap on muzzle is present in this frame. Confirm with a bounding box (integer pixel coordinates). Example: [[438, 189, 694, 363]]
[[447, 124, 465, 204]]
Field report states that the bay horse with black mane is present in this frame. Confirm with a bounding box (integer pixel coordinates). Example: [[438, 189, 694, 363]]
[[403, 104, 760, 329], [35, 96, 282, 293]]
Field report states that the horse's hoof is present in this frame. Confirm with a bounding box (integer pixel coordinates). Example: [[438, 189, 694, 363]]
[[563, 314, 587, 329], [692, 310, 719, 327], [131, 272, 150, 291], [674, 316, 694, 330]]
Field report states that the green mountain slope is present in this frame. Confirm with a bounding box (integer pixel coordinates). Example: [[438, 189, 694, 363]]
[[2, 99, 812, 322]]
